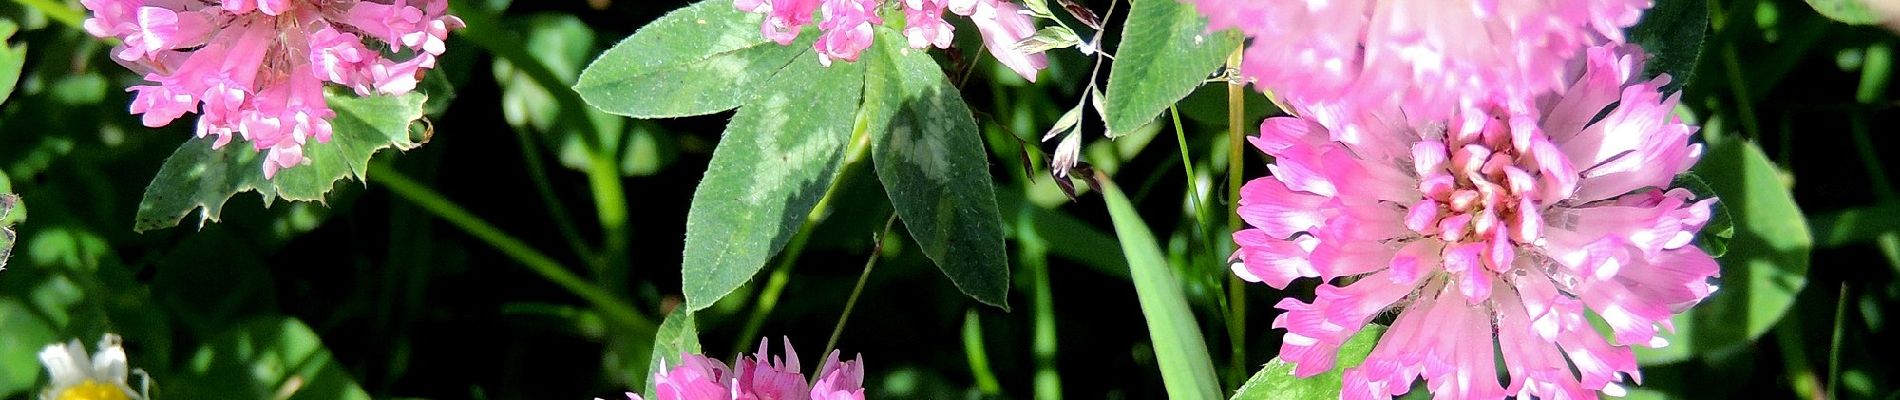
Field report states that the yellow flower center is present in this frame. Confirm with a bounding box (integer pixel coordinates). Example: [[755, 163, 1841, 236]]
[[55, 380, 129, 400]]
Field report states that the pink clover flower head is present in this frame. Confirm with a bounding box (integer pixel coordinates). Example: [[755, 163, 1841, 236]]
[[813, 0, 883, 66], [1184, 0, 1648, 125], [652, 352, 738, 400], [734, 337, 811, 399], [901, 0, 954, 49], [735, 0, 1049, 82], [809, 351, 866, 400], [741, 0, 821, 45], [635, 337, 868, 400], [81, 0, 463, 178], [1231, 44, 1718, 400]]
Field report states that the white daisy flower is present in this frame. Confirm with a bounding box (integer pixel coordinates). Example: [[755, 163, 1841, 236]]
[[38, 334, 147, 400]]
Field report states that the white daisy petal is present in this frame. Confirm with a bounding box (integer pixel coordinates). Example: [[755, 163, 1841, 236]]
[[38, 339, 91, 387], [92, 334, 129, 382]]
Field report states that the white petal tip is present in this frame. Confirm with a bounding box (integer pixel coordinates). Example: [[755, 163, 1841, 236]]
[[1602, 383, 1628, 397]]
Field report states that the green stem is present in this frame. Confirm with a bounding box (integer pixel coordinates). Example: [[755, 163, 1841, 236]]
[[1709, 0, 1762, 140], [1854, 42, 1891, 105], [1022, 211, 1063, 399], [963, 309, 1003, 395], [1827, 283, 1848, 400], [1224, 42, 1246, 245], [1849, 42, 1900, 277], [1171, 106, 1210, 231], [958, 46, 989, 90], [370, 163, 651, 333], [1850, 116, 1895, 200], [1838, 45, 1897, 398], [588, 149, 631, 273], [1720, 46, 1762, 140], [1775, 315, 1824, 400], [447, 2, 633, 275], [820, 213, 898, 362], [13, 0, 83, 30], [511, 128, 600, 268], [1852, 42, 1896, 201], [1222, 43, 1248, 388]]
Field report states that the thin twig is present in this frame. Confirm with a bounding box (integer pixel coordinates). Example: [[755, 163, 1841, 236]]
[[1171, 106, 1211, 231], [958, 47, 989, 90], [819, 213, 899, 370], [1827, 283, 1848, 400], [447, 2, 633, 276], [511, 128, 602, 269], [370, 163, 652, 333]]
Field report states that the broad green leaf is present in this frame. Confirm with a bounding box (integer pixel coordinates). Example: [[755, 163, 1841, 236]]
[[1103, 0, 1236, 135], [1803, 0, 1884, 25], [134, 92, 427, 232], [171, 317, 370, 400], [1231, 325, 1387, 400], [1099, 176, 1220, 399], [680, 53, 864, 312], [864, 30, 1011, 309], [643, 309, 701, 399], [1628, 0, 1708, 93], [0, 299, 57, 396], [0, 19, 24, 105], [574, 0, 810, 118], [1638, 140, 1811, 365]]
